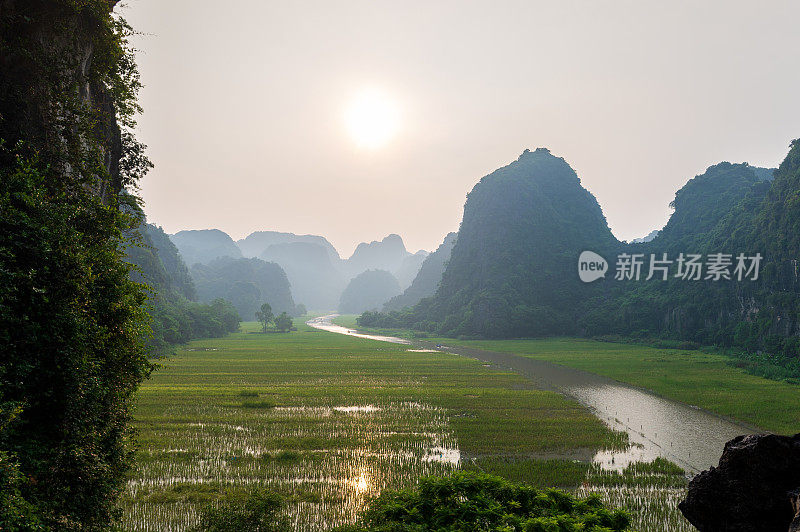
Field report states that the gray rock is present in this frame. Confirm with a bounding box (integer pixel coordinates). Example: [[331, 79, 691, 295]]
[[679, 433, 800, 531]]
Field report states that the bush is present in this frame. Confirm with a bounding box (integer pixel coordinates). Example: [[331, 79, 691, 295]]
[[0, 449, 46, 531], [193, 491, 290, 532], [337, 471, 631, 531]]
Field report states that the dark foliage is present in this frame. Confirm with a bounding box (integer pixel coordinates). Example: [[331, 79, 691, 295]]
[[255, 302, 274, 332], [124, 222, 240, 352], [274, 312, 293, 332], [337, 471, 631, 531], [0, 154, 152, 529], [192, 490, 290, 532], [0, 0, 157, 527]]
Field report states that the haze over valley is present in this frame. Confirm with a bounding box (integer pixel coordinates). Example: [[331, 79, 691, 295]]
[[4, 2, 800, 532]]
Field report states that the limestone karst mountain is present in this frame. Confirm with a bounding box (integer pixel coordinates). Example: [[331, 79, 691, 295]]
[[339, 269, 402, 314], [238, 230, 341, 263], [260, 242, 345, 312], [190, 256, 296, 319], [170, 229, 242, 266], [383, 232, 457, 312], [413, 148, 618, 337], [345, 234, 411, 278]]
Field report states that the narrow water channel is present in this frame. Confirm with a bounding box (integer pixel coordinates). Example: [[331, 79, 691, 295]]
[[307, 315, 756, 474]]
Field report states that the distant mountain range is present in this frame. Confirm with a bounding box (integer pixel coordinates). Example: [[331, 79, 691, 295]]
[[167, 227, 433, 312], [138, 138, 800, 372], [170, 229, 242, 266], [383, 232, 457, 312], [238, 231, 341, 263]]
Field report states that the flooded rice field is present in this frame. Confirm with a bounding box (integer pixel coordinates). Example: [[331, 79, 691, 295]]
[[305, 315, 755, 531], [122, 318, 736, 531], [123, 400, 460, 530]]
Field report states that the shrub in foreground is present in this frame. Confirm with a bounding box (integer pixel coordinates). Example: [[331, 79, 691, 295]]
[[192, 490, 290, 532], [339, 471, 631, 532]]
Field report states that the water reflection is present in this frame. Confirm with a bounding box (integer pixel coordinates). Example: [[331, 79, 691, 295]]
[[423, 446, 461, 464], [568, 383, 751, 473], [124, 398, 462, 531], [306, 315, 411, 345], [308, 315, 756, 474]]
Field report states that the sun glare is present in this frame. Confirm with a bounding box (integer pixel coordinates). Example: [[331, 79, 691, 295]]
[[344, 88, 401, 149]]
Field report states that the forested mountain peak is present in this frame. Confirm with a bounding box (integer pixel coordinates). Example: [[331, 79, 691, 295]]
[[170, 229, 242, 266], [651, 162, 776, 252], [238, 230, 341, 262], [407, 148, 617, 337]]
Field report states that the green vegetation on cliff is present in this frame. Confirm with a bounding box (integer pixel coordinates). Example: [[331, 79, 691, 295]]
[[191, 256, 297, 319], [363, 142, 800, 378], [339, 269, 402, 314], [1, 1, 154, 527], [125, 222, 241, 352]]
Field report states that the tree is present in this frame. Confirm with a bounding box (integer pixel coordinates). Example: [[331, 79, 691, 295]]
[[255, 302, 274, 333], [0, 1, 154, 528], [274, 312, 293, 332]]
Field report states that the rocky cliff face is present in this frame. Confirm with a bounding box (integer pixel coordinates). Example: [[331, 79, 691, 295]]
[[680, 433, 800, 532], [0, 0, 126, 204]]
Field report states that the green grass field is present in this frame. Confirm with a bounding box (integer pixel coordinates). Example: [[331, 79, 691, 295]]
[[427, 337, 800, 435], [123, 320, 636, 531], [332, 315, 800, 434]]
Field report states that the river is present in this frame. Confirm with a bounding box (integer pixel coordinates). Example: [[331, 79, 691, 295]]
[[307, 314, 756, 474]]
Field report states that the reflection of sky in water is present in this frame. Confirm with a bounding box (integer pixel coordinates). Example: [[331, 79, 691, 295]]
[[569, 384, 751, 473], [423, 446, 461, 464], [308, 314, 755, 473], [593, 445, 654, 471], [307, 315, 411, 345]]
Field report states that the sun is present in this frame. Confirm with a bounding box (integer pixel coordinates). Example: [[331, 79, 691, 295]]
[[344, 88, 401, 149]]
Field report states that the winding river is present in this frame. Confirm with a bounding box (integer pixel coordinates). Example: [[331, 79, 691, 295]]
[[307, 315, 756, 474]]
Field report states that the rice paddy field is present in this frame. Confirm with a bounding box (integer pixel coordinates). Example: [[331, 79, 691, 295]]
[[123, 320, 693, 531]]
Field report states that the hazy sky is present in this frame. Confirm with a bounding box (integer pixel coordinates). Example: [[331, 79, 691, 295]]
[[123, 0, 800, 258]]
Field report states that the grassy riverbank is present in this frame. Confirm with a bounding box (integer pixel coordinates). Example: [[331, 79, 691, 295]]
[[333, 315, 800, 435], [429, 337, 800, 435]]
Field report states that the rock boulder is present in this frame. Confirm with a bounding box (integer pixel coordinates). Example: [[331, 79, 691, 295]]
[[679, 433, 800, 531]]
